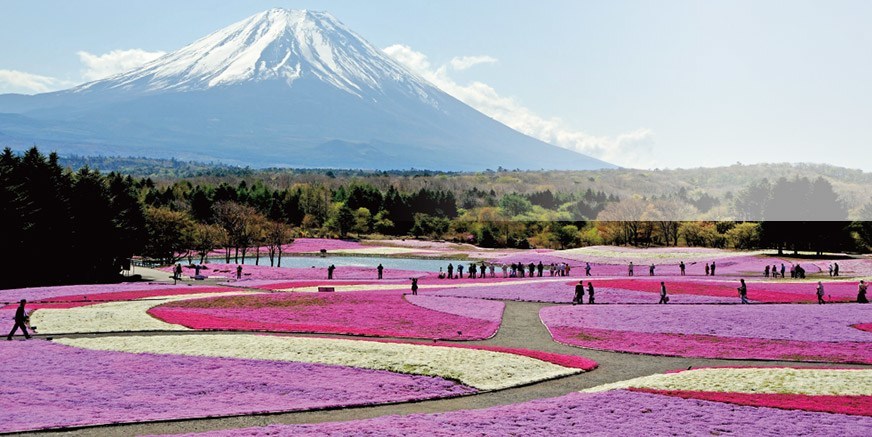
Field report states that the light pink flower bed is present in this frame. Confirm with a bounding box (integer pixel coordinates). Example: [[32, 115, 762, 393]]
[[0, 283, 198, 303], [148, 291, 503, 340], [167, 390, 872, 436], [422, 280, 730, 303], [1, 287, 233, 311], [0, 340, 474, 433], [541, 305, 872, 363]]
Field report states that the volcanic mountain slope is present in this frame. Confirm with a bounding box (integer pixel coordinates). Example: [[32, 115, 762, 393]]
[[0, 8, 615, 171]]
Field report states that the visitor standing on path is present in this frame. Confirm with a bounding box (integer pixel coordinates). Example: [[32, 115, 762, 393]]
[[649, 263, 655, 276], [447, 263, 454, 279], [679, 261, 685, 276], [858, 280, 868, 303], [628, 262, 634, 276], [780, 263, 786, 278], [764, 265, 770, 278], [410, 278, 419, 296], [457, 264, 464, 279], [587, 282, 595, 304], [834, 263, 840, 277], [711, 261, 716, 275], [537, 261, 544, 277], [489, 263, 495, 278], [377, 263, 384, 279], [502, 263, 508, 278], [236, 265, 242, 280], [659, 282, 669, 304], [6, 300, 31, 340], [585, 262, 591, 276], [174, 263, 182, 281], [327, 264, 335, 280], [738, 279, 749, 304], [816, 281, 826, 304], [705, 263, 710, 276], [573, 280, 584, 305]]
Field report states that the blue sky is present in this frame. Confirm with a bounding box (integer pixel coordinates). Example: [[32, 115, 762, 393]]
[[1, 0, 871, 169]]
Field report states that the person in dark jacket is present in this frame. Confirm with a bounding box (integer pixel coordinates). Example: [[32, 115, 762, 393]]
[[659, 282, 669, 304], [327, 264, 335, 279], [447, 263, 454, 279], [537, 261, 544, 277], [410, 278, 419, 296], [858, 280, 868, 303], [573, 281, 584, 305], [7, 299, 32, 340], [587, 282, 595, 304], [377, 264, 384, 279]]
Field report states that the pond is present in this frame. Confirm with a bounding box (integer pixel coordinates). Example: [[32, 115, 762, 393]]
[[208, 255, 468, 273]]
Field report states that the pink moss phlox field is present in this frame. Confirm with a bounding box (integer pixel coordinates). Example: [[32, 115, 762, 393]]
[[283, 238, 365, 252], [0, 287, 232, 311], [0, 283, 201, 304], [405, 295, 504, 321], [542, 304, 871, 342], [239, 279, 409, 290], [423, 280, 730, 303], [0, 340, 474, 433], [541, 305, 872, 363], [148, 291, 502, 340], [595, 278, 862, 303], [164, 263, 431, 281], [171, 390, 872, 437], [629, 388, 872, 417]]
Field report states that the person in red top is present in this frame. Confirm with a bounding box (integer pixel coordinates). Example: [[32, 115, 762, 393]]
[[7, 299, 32, 340]]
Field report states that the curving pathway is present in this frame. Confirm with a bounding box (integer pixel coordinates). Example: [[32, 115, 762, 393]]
[[8, 297, 870, 437]]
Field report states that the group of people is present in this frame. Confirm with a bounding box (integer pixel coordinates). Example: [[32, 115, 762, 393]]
[[438, 261, 586, 280]]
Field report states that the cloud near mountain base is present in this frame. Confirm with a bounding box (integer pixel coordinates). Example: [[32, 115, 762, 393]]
[[383, 44, 655, 169]]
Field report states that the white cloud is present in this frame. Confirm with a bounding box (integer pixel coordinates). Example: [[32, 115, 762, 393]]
[[383, 44, 656, 168], [0, 69, 76, 94], [449, 55, 497, 71], [77, 49, 166, 81]]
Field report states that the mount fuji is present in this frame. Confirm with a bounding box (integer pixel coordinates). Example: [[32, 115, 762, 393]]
[[0, 9, 615, 171]]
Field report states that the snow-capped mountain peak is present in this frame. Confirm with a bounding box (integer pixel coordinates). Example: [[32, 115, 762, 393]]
[[75, 8, 432, 99]]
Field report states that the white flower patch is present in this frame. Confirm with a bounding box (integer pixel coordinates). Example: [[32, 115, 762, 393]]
[[56, 334, 580, 391], [331, 247, 426, 255], [583, 367, 872, 396], [31, 292, 259, 334]]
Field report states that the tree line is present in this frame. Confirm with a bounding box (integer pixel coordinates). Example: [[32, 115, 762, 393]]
[[3, 147, 871, 289]]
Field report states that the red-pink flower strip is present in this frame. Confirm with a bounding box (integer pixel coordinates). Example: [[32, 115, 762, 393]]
[[594, 278, 861, 303], [855, 324, 872, 333], [0, 340, 474, 433], [148, 291, 502, 340], [629, 388, 872, 417]]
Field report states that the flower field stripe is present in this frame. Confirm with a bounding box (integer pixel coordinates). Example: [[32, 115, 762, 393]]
[[582, 368, 872, 396], [546, 325, 872, 364], [0, 287, 233, 310], [30, 292, 260, 334], [0, 340, 473, 433], [273, 277, 570, 293], [629, 389, 872, 416], [147, 291, 503, 340], [855, 324, 872, 333], [56, 334, 581, 391], [161, 390, 872, 436]]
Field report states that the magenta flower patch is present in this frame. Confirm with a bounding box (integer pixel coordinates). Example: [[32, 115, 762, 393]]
[[148, 291, 503, 340]]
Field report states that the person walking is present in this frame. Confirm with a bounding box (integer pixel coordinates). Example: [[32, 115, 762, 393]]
[[377, 264, 384, 280], [327, 264, 335, 280], [679, 261, 685, 276], [573, 280, 584, 305], [628, 262, 634, 277], [705, 263, 710, 276], [738, 279, 749, 304], [174, 263, 183, 281], [659, 282, 669, 304], [764, 265, 770, 278], [587, 282, 595, 304], [834, 263, 840, 277], [828, 264, 833, 277], [780, 263, 786, 278], [410, 278, 419, 296], [858, 280, 868, 303], [710, 261, 716, 276], [649, 263, 655, 276], [772, 264, 778, 278], [6, 300, 31, 340], [447, 263, 454, 279], [816, 281, 826, 304], [585, 262, 592, 276]]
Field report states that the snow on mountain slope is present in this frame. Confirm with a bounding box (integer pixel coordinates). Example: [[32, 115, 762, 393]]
[[75, 9, 435, 103]]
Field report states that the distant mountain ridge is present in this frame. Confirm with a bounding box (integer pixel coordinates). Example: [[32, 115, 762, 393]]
[[0, 8, 615, 171]]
